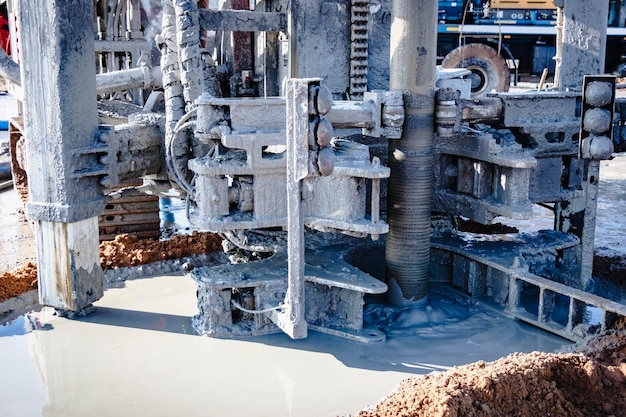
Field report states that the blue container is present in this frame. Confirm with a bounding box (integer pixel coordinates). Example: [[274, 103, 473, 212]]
[[532, 44, 556, 75]]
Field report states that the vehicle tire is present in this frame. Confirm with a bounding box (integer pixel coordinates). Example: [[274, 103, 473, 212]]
[[441, 43, 510, 97]]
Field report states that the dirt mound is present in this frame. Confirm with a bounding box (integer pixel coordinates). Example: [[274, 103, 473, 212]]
[[99, 231, 222, 269], [576, 328, 626, 366], [356, 331, 626, 417], [0, 261, 37, 302], [0, 232, 222, 303]]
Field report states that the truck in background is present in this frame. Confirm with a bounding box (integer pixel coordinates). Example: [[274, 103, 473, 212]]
[[437, 0, 626, 96]]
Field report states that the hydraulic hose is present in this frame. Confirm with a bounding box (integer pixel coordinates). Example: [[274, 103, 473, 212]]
[[160, 1, 189, 190], [160, 0, 221, 194]]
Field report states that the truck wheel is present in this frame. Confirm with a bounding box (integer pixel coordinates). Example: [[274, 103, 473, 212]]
[[441, 44, 510, 97]]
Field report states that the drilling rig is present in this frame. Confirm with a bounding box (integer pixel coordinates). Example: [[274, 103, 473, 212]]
[[2, 0, 626, 342]]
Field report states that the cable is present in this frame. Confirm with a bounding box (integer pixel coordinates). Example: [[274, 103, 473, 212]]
[[173, 107, 198, 132], [166, 119, 197, 195], [230, 298, 283, 314], [221, 230, 287, 253]]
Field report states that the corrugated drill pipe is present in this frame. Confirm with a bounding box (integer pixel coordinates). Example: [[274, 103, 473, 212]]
[[385, 0, 438, 304]]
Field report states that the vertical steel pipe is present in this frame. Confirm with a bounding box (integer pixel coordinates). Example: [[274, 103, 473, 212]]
[[385, 0, 438, 304]]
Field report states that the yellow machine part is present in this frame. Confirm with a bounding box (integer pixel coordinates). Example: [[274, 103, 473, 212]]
[[491, 0, 555, 9]]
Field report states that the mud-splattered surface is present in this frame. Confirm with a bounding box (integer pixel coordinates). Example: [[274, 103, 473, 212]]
[[2, 73, 626, 416], [355, 330, 626, 417], [1, 174, 626, 417]]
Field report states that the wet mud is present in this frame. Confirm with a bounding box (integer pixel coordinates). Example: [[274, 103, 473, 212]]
[[1, 153, 625, 416], [594, 254, 626, 285], [2, 230, 625, 417], [99, 231, 222, 270]]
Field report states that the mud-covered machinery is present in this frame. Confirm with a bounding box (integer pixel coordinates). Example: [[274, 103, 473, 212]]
[[186, 88, 390, 237], [184, 80, 397, 341], [146, 0, 626, 342], [431, 75, 626, 340], [10, 0, 626, 344]]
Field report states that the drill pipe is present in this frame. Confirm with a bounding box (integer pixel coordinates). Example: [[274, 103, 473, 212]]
[[385, 0, 438, 304]]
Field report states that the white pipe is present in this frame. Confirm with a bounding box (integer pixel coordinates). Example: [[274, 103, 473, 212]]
[[96, 65, 163, 95]]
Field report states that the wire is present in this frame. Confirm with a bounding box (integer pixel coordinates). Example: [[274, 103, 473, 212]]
[[221, 230, 287, 253], [174, 120, 197, 135], [173, 107, 198, 133], [167, 119, 197, 195], [165, 107, 200, 196], [231, 298, 283, 314]]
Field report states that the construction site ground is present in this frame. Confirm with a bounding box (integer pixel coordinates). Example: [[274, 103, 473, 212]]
[[1, 91, 626, 416]]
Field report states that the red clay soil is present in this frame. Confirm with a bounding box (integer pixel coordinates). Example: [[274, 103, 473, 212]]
[[99, 231, 222, 269], [356, 330, 626, 417], [0, 261, 37, 303], [0, 231, 222, 303]]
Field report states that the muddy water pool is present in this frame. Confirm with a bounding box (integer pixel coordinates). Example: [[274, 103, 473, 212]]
[[0, 273, 568, 417], [3, 151, 625, 416]]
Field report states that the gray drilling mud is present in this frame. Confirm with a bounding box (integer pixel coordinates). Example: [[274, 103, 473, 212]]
[[0, 269, 568, 417]]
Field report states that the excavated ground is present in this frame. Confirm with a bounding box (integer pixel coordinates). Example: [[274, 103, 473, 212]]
[[2, 79, 626, 415], [2, 236, 623, 302], [0, 232, 223, 303], [1, 152, 625, 416], [0, 262, 37, 303], [355, 329, 626, 417]]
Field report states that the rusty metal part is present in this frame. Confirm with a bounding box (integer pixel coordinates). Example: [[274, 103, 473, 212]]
[[231, 0, 253, 74], [460, 97, 503, 122]]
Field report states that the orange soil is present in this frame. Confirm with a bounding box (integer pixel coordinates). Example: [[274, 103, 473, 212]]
[[356, 330, 626, 417], [0, 231, 222, 303]]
